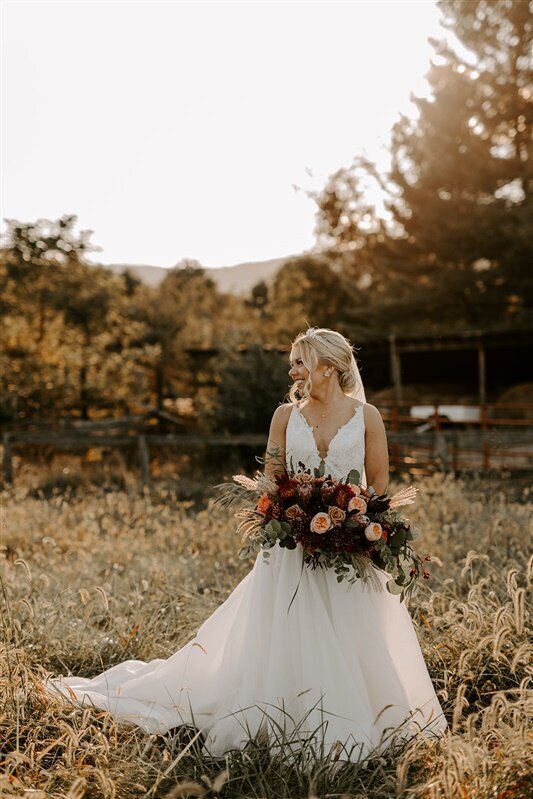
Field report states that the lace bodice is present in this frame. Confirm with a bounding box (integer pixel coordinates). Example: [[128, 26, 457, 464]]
[[285, 402, 366, 483]]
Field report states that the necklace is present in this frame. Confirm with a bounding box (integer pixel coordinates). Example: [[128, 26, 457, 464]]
[[300, 398, 360, 429], [304, 405, 335, 428]]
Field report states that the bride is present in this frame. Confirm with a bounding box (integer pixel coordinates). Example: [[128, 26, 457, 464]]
[[44, 326, 448, 763]]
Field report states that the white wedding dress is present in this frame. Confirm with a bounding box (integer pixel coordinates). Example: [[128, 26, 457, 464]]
[[44, 403, 448, 762]]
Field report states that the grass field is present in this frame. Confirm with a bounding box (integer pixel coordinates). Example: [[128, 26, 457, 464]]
[[1, 468, 532, 798]]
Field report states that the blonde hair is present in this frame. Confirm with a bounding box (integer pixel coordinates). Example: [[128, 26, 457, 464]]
[[287, 326, 363, 405]]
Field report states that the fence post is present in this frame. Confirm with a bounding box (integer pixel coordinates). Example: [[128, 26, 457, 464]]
[[432, 404, 447, 470], [3, 433, 13, 485], [477, 343, 486, 405], [481, 403, 490, 470], [435, 432, 448, 471], [391, 403, 399, 473], [138, 435, 151, 487]]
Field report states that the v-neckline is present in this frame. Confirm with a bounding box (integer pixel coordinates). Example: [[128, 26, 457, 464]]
[[295, 402, 363, 463]]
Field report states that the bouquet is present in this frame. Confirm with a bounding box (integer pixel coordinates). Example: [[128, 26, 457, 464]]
[[213, 458, 431, 607]]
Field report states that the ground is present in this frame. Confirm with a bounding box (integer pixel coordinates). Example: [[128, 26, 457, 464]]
[[1, 470, 531, 798]]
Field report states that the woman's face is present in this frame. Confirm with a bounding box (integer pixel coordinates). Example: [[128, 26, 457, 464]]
[[289, 344, 328, 390], [288, 345, 308, 390]]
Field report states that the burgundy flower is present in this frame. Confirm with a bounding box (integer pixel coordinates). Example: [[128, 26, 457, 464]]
[[320, 479, 338, 502], [276, 476, 298, 501], [297, 483, 313, 503], [332, 484, 355, 510]]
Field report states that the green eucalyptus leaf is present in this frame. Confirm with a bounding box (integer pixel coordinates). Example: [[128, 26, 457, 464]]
[[347, 469, 360, 484], [390, 529, 407, 548]]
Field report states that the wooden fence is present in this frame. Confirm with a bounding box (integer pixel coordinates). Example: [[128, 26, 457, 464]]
[[379, 401, 533, 475], [2, 402, 532, 487], [1, 430, 266, 487]]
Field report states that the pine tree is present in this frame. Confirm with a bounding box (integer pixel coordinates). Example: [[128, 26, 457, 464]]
[[388, 0, 533, 328], [307, 1, 532, 335]]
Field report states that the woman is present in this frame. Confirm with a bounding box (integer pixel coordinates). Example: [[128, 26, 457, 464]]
[[44, 326, 448, 764]]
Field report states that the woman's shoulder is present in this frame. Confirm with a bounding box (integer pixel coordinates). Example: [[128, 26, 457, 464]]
[[267, 402, 294, 438], [362, 403, 387, 430], [271, 402, 295, 421]]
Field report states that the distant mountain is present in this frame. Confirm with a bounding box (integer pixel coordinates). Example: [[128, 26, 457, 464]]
[[90, 254, 305, 296], [202, 256, 298, 295], [98, 263, 168, 287]]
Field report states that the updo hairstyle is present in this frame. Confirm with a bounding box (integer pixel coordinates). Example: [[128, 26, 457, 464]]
[[287, 326, 363, 405]]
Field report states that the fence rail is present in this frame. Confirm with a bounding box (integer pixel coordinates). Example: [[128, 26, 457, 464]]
[[378, 401, 533, 475], [2, 402, 532, 486]]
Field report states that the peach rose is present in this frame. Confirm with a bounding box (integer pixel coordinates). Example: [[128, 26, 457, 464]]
[[348, 495, 367, 514], [257, 495, 272, 514], [364, 522, 382, 542], [285, 504, 302, 520], [348, 483, 361, 496], [328, 506, 346, 526], [310, 512, 333, 535], [294, 472, 314, 484]]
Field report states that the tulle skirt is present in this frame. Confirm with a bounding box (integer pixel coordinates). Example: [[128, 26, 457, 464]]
[[44, 543, 448, 763]]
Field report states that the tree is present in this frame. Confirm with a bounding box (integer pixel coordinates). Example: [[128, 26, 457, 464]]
[[1, 215, 100, 342], [306, 0, 532, 334], [159, 260, 223, 348], [0, 216, 104, 418], [302, 158, 432, 336], [246, 280, 270, 334], [388, 0, 533, 327], [266, 255, 353, 342], [212, 343, 289, 434], [0, 216, 157, 420], [132, 261, 228, 411]]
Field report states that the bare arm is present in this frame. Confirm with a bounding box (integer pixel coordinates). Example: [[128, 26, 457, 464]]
[[264, 404, 291, 481], [363, 404, 389, 495]]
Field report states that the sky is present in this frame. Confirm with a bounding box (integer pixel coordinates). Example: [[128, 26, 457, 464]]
[[2, 0, 446, 269]]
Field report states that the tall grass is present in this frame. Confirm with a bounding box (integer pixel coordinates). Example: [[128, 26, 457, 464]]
[[1, 472, 531, 798]]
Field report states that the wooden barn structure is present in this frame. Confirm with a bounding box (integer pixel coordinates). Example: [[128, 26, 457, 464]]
[[2, 327, 532, 485], [361, 327, 532, 403], [187, 326, 532, 403]]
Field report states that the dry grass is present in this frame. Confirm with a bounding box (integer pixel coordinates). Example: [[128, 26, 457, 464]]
[[1, 470, 532, 798]]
